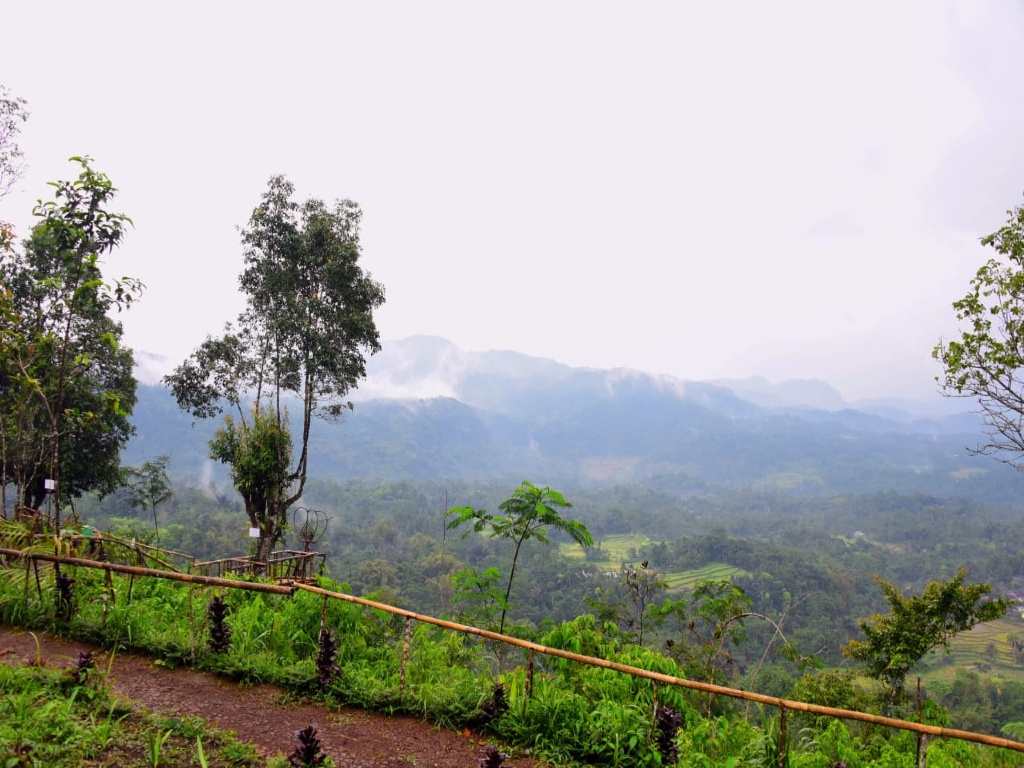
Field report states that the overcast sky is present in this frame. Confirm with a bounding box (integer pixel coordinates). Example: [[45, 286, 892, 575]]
[[3, 1, 1024, 402]]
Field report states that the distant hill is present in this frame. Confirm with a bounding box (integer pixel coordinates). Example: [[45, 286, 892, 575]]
[[126, 336, 1023, 503]]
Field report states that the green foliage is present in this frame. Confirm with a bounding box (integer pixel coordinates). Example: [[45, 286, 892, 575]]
[[934, 199, 1024, 466], [451, 566, 508, 629], [844, 568, 1012, 711], [6, 550, 1024, 767], [448, 480, 593, 634], [790, 669, 870, 733], [0, 157, 141, 516], [209, 406, 293, 552], [0, 656, 260, 767], [652, 579, 753, 692], [587, 561, 668, 646]]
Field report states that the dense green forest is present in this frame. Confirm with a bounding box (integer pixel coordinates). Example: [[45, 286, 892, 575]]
[[74, 475, 1024, 741]]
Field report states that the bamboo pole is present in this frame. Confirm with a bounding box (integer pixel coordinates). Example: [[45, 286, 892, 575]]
[[287, 581, 1024, 755], [400, 616, 412, 695], [0, 549, 294, 595]]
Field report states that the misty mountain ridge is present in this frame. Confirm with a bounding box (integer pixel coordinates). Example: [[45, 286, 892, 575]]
[[136, 335, 965, 421], [355, 336, 967, 421], [123, 336, 1017, 502]]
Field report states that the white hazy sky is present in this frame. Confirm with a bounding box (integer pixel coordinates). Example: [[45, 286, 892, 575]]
[[3, 1, 1024, 402]]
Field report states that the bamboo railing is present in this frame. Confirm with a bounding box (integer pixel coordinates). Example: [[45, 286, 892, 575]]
[[0, 549, 293, 595], [285, 581, 1024, 756], [2, 545, 1023, 761]]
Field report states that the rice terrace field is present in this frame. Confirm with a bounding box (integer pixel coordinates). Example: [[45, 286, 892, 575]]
[[924, 617, 1024, 684], [560, 532, 745, 591]]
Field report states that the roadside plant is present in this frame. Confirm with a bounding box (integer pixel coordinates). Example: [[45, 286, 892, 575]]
[[587, 561, 667, 647], [652, 580, 752, 685], [147, 727, 172, 767], [55, 571, 75, 622], [316, 627, 339, 691], [123, 455, 172, 543], [207, 594, 231, 654], [934, 199, 1024, 467], [478, 744, 509, 767], [0, 157, 141, 522], [655, 705, 683, 765], [289, 722, 327, 767], [196, 736, 209, 768], [68, 648, 95, 686], [480, 682, 508, 725], [450, 566, 507, 630]]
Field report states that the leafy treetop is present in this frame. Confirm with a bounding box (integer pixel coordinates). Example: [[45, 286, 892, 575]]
[[934, 200, 1024, 466]]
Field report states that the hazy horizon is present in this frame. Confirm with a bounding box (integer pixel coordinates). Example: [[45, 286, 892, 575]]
[[4, 2, 1024, 402]]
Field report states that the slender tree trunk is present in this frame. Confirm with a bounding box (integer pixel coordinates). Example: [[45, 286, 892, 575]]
[[499, 537, 527, 635]]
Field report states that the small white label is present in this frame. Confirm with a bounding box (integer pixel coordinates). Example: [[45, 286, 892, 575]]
[[248, 527, 260, 538], [44, 479, 55, 490]]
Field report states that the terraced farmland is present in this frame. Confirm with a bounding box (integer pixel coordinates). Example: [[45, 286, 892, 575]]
[[560, 532, 656, 563], [663, 563, 746, 590], [562, 533, 745, 591], [924, 618, 1024, 684]]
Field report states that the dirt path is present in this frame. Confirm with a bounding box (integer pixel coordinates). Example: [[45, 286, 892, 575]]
[[0, 624, 541, 767]]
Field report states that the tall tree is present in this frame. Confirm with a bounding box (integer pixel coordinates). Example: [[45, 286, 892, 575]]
[[0, 157, 140, 522], [123, 455, 173, 543], [447, 480, 593, 634], [165, 176, 385, 561], [843, 568, 1011, 712], [934, 200, 1024, 465]]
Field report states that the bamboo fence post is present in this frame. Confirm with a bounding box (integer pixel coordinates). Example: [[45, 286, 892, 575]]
[[778, 704, 787, 768], [400, 616, 413, 695], [651, 681, 659, 746], [526, 649, 535, 700], [188, 583, 196, 665], [917, 677, 928, 768]]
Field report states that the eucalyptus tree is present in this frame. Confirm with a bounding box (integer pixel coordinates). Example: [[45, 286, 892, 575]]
[[165, 176, 385, 561]]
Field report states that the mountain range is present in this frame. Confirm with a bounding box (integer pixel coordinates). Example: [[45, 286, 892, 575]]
[[127, 336, 1021, 503]]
